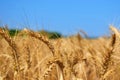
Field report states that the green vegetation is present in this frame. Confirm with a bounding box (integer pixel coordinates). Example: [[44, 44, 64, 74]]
[[9, 29, 20, 36], [39, 30, 62, 39]]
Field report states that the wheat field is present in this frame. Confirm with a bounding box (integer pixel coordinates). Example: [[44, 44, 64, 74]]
[[0, 26, 120, 80]]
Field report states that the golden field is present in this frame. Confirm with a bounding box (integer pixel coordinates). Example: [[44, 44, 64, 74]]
[[0, 26, 120, 80]]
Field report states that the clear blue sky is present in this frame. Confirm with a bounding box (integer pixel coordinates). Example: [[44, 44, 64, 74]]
[[0, 0, 120, 36]]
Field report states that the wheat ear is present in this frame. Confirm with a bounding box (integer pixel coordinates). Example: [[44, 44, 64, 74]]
[[100, 26, 117, 80], [0, 28, 20, 72], [23, 29, 55, 55]]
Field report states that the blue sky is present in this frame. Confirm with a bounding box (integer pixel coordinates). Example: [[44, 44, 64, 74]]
[[0, 0, 120, 36]]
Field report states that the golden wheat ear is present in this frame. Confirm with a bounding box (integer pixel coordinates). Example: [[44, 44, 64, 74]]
[[110, 25, 120, 38], [105, 26, 120, 80], [23, 29, 55, 56], [0, 28, 20, 73]]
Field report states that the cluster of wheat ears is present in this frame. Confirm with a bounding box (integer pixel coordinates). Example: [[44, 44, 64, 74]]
[[0, 26, 120, 80]]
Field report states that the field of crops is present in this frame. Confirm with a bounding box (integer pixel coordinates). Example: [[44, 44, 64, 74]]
[[0, 26, 120, 80]]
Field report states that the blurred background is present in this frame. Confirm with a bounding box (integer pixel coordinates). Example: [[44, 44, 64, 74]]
[[0, 0, 120, 37]]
